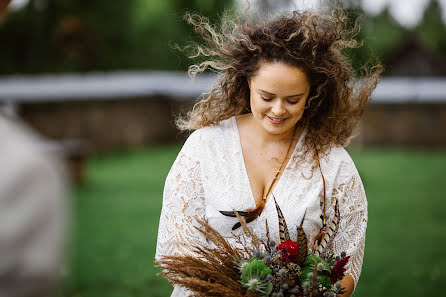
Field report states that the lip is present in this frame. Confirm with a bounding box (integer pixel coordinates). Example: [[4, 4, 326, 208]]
[[266, 116, 287, 125]]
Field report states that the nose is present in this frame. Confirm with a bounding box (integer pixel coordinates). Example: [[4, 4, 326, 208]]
[[271, 99, 286, 116]]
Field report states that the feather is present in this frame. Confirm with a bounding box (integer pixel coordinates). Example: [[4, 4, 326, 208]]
[[219, 207, 263, 230], [314, 199, 340, 257], [265, 219, 272, 252], [296, 211, 308, 265], [218, 210, 253, 217], [272, 193, 290, 242]]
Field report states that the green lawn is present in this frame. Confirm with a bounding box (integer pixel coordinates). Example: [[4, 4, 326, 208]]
[[63, 146, 446, 297]]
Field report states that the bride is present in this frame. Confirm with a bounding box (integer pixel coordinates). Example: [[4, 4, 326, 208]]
[[156, 7, 381, 297]]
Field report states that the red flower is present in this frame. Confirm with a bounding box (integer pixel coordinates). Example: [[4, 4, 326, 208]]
[[276, 240, 299, 263], [330, 256, 350, 283]]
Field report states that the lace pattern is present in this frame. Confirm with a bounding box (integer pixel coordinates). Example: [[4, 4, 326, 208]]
[[155, 134, 207, 261], [325, 174, 367, 288]]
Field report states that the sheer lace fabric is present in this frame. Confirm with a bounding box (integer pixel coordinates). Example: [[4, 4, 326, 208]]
[[155, 117, 367, 296], [155, 132, 208, 259]]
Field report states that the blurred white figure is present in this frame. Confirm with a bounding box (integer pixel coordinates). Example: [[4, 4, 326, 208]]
[[0, 114, 67, 297]]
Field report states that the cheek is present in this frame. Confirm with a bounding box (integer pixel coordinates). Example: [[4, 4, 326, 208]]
[[292, 101, 306, 117], [250, 96, 267, 113], [249, 91, 257, 110]]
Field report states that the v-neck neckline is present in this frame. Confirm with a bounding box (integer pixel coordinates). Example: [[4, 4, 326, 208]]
[[232, 116, 305, 210]]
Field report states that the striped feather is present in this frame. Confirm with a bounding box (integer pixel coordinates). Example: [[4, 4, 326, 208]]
[[314, 199, 340, 257], [296, 212, 308, 264], [219, 208, 262, 230], [265, 219, 272, 252], [272, 194, 290, 242]]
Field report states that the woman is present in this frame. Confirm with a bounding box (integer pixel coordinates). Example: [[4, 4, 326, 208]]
[[156, 7, 381, 297]]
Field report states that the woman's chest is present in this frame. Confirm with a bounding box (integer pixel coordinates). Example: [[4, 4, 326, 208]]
[[239, 132, 299, 207], [201, 158, 325, 243], [243, 153, 281, 206]]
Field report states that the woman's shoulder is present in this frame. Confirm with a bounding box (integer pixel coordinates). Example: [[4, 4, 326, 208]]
[[186, 117, 235, 142], [319, 145, 359, 180], [200, 116, 235, 133], [182, 116, 236, 152], [324, 145, 354, 166]]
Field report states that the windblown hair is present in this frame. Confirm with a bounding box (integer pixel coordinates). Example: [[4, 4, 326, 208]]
[[177, 5, 382, 162]]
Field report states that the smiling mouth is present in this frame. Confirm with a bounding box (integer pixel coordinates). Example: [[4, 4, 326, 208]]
[[267, 116, 287, 124]]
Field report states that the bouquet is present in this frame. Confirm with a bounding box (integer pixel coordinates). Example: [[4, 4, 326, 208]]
[[156, 197, 349, 297]]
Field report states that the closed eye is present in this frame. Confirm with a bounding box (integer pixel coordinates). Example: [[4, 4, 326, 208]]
[[287, 99, 300, 104], [261, 96, 272, 102]]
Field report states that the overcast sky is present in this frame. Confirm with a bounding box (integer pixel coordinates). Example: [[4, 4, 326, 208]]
[[236, 0, 446, 27], [360, 0, 446, 27], [9, 0, 446, 28]]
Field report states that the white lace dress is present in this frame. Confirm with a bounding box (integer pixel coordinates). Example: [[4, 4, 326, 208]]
[[155, 116, 367, 297]]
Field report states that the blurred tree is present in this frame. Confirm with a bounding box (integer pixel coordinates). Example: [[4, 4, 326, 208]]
[[0, 0, 135, 73], [130, 0, 233, 71], [340, 5, 372, 76], [0, 0, 233, 74], [415, 0, 446, 53], [361, 9, 406, 58], [0, 0, 445, 75], [356, 0, 446, 76]]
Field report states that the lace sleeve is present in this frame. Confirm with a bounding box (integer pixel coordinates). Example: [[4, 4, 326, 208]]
[[327, 170, 368, 289], [155, 132, 207, 262]]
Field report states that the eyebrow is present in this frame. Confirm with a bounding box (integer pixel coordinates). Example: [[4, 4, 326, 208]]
[[258, 89, 305, 98]]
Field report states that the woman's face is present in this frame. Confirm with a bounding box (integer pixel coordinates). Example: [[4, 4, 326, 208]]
[[249, 61, 311, 137]]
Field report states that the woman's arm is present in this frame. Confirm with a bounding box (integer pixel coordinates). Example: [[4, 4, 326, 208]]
[[155, 132, 208, 297], [155, 131, 207, 261], [326, 163, 368, 295]]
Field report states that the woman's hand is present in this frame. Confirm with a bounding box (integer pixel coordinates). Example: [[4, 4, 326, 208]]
[[339, 274, 355, 297]]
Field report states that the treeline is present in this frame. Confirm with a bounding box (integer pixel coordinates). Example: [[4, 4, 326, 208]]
[[0, 0, 232, 74], [0, 0, 444, 75]]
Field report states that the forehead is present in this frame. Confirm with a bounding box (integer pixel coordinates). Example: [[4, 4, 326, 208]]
[[251, 61, 310, 92]]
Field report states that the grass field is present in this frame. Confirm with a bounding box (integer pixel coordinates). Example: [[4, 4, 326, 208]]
[[63, 146, 446, 297]]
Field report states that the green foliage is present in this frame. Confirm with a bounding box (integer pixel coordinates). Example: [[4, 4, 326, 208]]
[[300, 255, 332, 289], [240, 258, 272, 295], [303, 255, 324, 267], [0, 0, 233, 74], [235, 257, 251, 273], [319, 274, 332, 289], [299, 266, 332, 289], [241, 258, 272, 283], [342, 1, 446, 76], [415, 0, 446, 52], [265, 281, 274, 295], [1, 0, 445, 74]]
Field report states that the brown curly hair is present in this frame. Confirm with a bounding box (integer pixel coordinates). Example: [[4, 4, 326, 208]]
[[177, 6, 382, 162]]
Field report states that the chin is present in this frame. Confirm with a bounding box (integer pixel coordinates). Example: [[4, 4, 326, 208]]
[[262, 120, 294, 135]]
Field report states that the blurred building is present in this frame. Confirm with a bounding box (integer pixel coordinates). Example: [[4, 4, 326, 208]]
[[384, 34, 446, 77], [0, 72, 214, 152], [0, 71, 445, 153]]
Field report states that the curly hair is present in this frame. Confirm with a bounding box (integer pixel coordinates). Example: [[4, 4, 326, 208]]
[[177, 6, 382, 163]]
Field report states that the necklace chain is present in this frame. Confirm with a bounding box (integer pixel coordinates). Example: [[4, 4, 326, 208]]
[[261, 125, 298, 204]]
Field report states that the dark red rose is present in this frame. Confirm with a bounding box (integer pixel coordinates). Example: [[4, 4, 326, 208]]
[[276, 240, 299, 263]]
